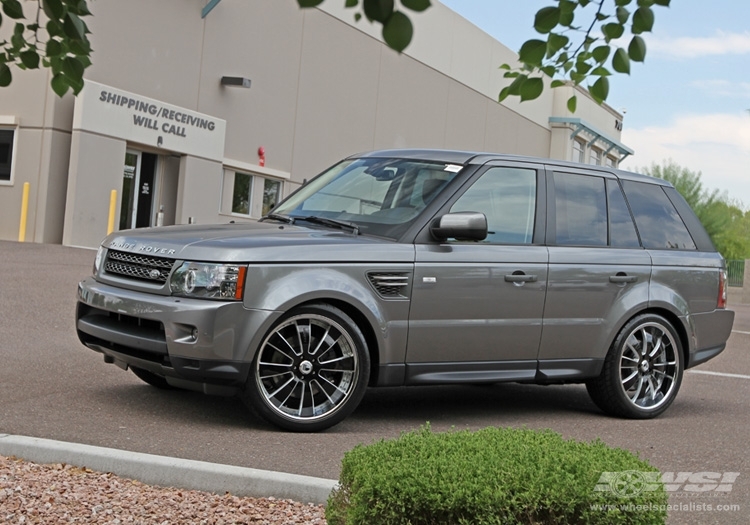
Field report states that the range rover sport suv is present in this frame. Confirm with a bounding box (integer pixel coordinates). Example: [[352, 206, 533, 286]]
[[76, 149, 735, 431]]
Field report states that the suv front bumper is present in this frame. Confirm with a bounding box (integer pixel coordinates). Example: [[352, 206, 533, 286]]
[[76, 277, 277, 393]]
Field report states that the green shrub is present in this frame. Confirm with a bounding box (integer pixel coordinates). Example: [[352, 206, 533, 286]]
[[326, 425, 667, 525]]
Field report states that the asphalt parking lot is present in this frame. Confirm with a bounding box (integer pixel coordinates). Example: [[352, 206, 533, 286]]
[[1, 240, 748, 524]]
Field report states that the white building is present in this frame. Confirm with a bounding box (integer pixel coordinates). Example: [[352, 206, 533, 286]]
[[0, 0, 631, 249]]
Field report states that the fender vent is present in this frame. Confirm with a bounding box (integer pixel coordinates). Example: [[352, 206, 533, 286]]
[[367, 272, 410, 299]]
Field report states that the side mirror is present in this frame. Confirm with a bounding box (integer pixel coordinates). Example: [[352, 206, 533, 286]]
[[430, 212, 487, 241]]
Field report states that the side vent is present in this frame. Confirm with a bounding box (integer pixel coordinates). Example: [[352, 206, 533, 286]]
[[367, 272, 410, 299]]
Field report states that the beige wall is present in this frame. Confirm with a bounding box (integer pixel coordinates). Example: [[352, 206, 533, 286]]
[[0, 0, 626, 248]]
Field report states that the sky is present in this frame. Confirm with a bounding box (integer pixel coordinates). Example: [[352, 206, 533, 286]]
[[439, 0, 750, 208]]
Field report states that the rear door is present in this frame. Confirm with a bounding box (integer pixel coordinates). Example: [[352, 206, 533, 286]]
[[406, 162, 548, 384], [538, 167, 651, 380]]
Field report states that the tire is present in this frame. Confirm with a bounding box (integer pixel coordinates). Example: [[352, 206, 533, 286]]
[[244, 303, 370, 432], [586, 314, 683, 419], [130, 366, 176, 390]]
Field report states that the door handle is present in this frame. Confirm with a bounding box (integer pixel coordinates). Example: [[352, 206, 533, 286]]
[[505, 273, 538, 283], [610, 273, 638, 284]]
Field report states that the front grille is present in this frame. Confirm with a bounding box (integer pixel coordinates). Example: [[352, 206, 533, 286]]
[[104, 249, 175, 283]]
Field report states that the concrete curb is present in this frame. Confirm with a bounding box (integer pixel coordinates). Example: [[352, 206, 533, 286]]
[[0, 434, 337, 505]]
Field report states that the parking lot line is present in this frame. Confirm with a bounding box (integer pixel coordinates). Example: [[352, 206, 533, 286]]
[[689, 370, 750, 380], [731, 330, 750, 335]]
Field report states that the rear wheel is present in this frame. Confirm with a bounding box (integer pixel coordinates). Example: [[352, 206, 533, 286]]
[[587, 314, 683, 419], [244, 304, 370, 432], [130, 366, 175, 390]]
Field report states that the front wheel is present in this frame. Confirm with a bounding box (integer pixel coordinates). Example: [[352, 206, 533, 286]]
[[586, 314, 683, 419], [243, 304, 370, 432]]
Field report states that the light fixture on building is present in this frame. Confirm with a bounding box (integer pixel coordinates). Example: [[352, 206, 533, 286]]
[[220, 76, 251, 88]]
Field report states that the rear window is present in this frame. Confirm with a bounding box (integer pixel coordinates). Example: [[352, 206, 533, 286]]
[[621, 181, 696, 250]]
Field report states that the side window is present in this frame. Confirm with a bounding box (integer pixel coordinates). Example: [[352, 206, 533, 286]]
[[553, 172, 607, 246], [450, 166, 536, 244], [607, 179, 640, 248], [622, 181, 696, 250]]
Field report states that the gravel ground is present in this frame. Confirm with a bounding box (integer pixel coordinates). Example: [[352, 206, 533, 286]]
[[0, 455, 326, 524]]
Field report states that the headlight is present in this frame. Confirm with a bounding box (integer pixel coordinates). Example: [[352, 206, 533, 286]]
[[169, 262, 247, 300], [93, 246, 105, 274]]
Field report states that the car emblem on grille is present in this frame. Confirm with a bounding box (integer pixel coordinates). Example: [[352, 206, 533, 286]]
[[149, 269, 162, 279]]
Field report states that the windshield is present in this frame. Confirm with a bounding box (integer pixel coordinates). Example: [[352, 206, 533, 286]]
[[271, 157, 462, 240]]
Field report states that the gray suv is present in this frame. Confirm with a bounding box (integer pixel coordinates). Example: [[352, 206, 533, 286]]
[[76, 149, 735, 431]]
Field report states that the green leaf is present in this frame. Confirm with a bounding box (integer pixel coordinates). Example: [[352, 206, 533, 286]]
[[579, 0, 591, 6], [62, 55, 84, 79], [653, 0, 670, 5], [20, 50, 39, 69], [592, 45, 610, 63], [498, 86, 511, 102], [0, 63, 11, 87], [540, 65, 555, 77], [632, 6, 654, 34], [575, 60, 592, 75], [559, 9, 574, 27], [382, 11, 412, 52], [589, 76, 610, 103], [612, 47, 630, 73], [354, 12, 362, 21], [602, 22, 624, 41], [615, 0, 632, 5], [297, 0, 325, 7], [2, 0, 24, 19], [401, 0, 430, 12], [47, 20, 63, 37], [42, 0, 65, 20], [63, 12, 86, 39], [547, 33, 569, 57], [616, 6, 629, 24], [518, 39, 546, 66], [45, 39, 63, 57], [506, 74, 527, 96], [534, 6, 560, 34], [551, 79, 567, 88], [364, 0, 394, 23], [567, 95, 577, 112], [345, 0, 358, 6], [520, 77, 544, 102], [50, 72, 69, 97], [637, 0, 655, 6], [69, 0, 92, 16], [591, 66, 611, 76], [628, 35, 647, 61]]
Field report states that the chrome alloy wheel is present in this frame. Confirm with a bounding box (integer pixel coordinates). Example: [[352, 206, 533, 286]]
[[255, 313, 360, 423], [618, 321, 680, 411]]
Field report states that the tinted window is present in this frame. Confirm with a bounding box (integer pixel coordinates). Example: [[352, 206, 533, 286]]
[[450, 166, 536, 244], [622, 181, 696, 250], [607, 179, 641, 248], [553, 172, 607, 246]]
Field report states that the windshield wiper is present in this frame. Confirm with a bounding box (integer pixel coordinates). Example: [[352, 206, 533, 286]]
[[260, 213, 295, 224], [296, 216, 360, 235]]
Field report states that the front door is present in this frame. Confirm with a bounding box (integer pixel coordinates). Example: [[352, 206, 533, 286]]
[[406, 163, 548, 384]]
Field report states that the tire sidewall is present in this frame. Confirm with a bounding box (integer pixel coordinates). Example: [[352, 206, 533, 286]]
[[245, 303, 370, 432], [608, 313, 684, 418]]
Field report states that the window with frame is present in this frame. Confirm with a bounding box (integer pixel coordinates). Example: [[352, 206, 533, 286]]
[[589, 147, 602, 166], [0, 129, 14, 182], [554, 172, 607, 246], [232, 172, 253, 215], [572, 140, 585, 163], [449, 166, 537, 244], [605, 156, 616, 168], [262, 178, 281, 216], [622, 180, 696, 250]]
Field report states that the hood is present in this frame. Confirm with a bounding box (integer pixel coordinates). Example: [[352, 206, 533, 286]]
[[101, 221, 415, 263]]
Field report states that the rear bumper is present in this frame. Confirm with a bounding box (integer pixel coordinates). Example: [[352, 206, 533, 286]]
[[687, 308, 735, 369]]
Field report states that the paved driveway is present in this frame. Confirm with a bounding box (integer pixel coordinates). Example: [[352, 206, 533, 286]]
[[1, 241, 747, 524]]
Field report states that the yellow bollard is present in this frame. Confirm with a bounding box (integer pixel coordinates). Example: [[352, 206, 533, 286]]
[[18, 182, 30, 242], [107, 190, 117, 235]]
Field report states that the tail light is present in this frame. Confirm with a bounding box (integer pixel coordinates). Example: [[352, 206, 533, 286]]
[[718, 269, 727, 309]]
